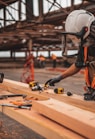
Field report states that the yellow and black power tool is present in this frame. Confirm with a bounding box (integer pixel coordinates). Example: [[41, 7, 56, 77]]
[[54, 88, 64, 94], [29, 81, 38, 88], [29, 81, 43, 92]]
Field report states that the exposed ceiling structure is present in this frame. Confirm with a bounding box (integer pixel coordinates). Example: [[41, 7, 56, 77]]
[[0, 0, 95, 52]]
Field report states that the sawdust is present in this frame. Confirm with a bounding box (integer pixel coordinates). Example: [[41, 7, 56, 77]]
[[0, 113, 46, 139]]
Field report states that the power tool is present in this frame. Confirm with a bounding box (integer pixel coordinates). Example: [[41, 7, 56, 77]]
[[29, 81, 43, 92], [54, 88, 64, 94], [29, 81, 38, 88], [29, 80, 49, 93]]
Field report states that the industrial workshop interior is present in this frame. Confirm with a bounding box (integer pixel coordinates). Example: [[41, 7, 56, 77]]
[[0, 0, 95, 139]]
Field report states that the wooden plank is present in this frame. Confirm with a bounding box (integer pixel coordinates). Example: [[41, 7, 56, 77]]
[[33, 98, 95, 139], [0, 79, 95, 138], [0, 100, 84, 139], [1, 79, 95, 113], [42, 90, 95, 113], [0, 79, 48, 101]]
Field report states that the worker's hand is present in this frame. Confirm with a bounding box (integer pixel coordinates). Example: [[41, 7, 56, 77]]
[[45, 76, 63, 86]]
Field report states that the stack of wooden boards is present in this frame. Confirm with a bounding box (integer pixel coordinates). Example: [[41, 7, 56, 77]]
[[0, 79, 95, 139]]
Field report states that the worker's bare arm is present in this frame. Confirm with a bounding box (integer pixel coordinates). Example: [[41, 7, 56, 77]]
[[60, 64, 81, 79], [45, 64, 81, 86]]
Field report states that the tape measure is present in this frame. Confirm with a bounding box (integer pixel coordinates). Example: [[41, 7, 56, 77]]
[[54, 88, 64, 94]]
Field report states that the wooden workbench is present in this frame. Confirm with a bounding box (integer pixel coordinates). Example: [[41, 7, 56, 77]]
[[0, 79, 95, 139]]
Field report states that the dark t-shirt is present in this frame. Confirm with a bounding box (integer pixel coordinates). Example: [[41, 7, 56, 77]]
[[88, 45, 95, 57], [75, 45, 95, 67], [75, 20, 95, 87], [75, 45, 95, 85]]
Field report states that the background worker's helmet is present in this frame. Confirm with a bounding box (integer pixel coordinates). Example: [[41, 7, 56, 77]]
[[65, 9, 95, 39]]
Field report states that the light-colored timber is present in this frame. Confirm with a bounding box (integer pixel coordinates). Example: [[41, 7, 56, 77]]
[[0, 79, 95, 139], [33, 98, 95, 139], [0, 91, 84, 139], [0, 79, 48, 101]]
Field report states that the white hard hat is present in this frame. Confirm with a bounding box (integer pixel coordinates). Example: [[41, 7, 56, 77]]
[[65, 9, 95, 39]]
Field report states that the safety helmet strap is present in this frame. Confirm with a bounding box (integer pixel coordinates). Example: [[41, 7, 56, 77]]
[[61, 26, 88, 59]]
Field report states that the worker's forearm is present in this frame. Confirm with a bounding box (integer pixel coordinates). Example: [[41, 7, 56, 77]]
[[60, 64, 81, 80]]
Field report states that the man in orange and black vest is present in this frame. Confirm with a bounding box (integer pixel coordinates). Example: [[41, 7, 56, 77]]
[[51, 53, 57, 68], [46, 10, 95, 101]]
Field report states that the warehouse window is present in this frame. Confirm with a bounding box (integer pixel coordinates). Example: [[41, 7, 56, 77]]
[[0, 9, 3, 27], [0, 51, 10, 57]]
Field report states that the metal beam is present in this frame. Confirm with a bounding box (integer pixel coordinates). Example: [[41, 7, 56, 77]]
[[26, 0, 34, 20]]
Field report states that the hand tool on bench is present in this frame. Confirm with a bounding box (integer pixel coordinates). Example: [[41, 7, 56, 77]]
[[0, 94, 27, 100], [29, 81, 47, 93], [0, 103, 32, 110], [10, 100, 32, 106]]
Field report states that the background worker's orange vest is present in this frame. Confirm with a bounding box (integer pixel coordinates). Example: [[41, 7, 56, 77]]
[[40, 56, 45, 61], [52, 54, 57, 60]]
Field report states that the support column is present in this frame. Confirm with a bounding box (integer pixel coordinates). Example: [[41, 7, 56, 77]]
[[18, 1, 22, 21], [10, 51, 16, 61], [28, 39, 33, 54], [10, 51, 12, 58], [3, 7, 6, 27], [26, 0, 34, 20], [48, 50, 50, 58], [38, 0, 43, 17]]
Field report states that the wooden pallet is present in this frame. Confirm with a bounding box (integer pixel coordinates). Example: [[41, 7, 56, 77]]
[[0, 79, 95, 139]]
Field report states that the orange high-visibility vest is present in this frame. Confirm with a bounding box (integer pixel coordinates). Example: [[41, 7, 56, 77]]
[[52, 54, 57, 60], [84, 47, 95, 89]]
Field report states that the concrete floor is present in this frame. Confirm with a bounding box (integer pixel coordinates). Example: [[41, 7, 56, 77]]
[[0, 112, 46, 139], [0, 66, 85, 96], [0, 57, 85, 96]]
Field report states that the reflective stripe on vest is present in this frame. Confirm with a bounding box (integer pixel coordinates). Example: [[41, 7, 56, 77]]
[[84, 47, 95, 89], [84, 47, 91, 87]]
